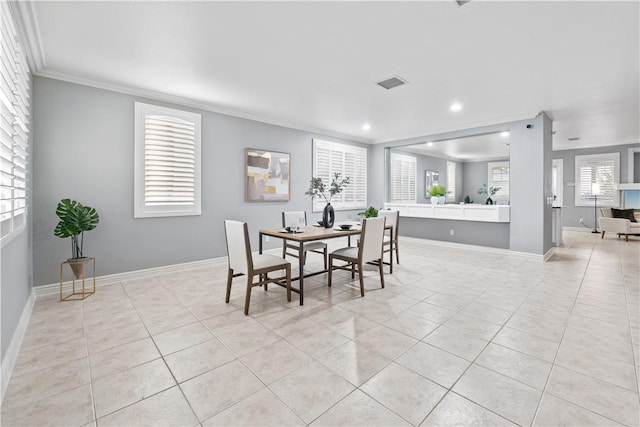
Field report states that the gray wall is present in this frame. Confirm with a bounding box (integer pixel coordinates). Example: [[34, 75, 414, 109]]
[[400, 218, 509, 249], [33, 77, 367, 286], [462, 161, 488, 203], [553, 143, 639, 228]]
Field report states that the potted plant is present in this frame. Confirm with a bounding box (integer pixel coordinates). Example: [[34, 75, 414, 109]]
[[477, 184, 501, 205], [427, 185, 446, 205], [358, 206, 378, 218], [54, 199, 100, 279], [305, 172, 349, 228]]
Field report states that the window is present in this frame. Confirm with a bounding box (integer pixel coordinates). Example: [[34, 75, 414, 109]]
[[1, 2, 30, 245], [389, 152, 416, 203], [488, 161, 509, 202], [312, 139, 367, 211], [552, 159, 563, 207], [575, 153, 619, 207], [134, 102, 201, 218], [446, 161, 456, 203]]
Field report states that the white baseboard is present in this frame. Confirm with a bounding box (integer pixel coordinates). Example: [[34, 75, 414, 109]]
[[34, 257, 227, 297], [563, 226, 594, 233], [1, 288, 35, 403]]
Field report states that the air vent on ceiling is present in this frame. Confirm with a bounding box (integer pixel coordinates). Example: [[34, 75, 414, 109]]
[[376, 76, 408, 90], [455, 0, 471, 7], [568, 137, 581, 142]]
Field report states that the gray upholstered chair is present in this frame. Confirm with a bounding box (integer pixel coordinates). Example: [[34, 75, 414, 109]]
[[224, 220, 291, 315], [282, 211, 327, 269], [328, 216, 386, 297]]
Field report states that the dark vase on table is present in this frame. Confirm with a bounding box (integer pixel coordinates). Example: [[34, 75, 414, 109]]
[[485, 197, 493, 205], [322, 203, 335, 228]]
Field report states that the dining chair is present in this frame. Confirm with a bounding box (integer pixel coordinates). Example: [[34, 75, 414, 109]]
[[328, 216, 386, 297], [378, 209, 400, 264], [282, 211, 328, 269], [224, 220, 291, 315]]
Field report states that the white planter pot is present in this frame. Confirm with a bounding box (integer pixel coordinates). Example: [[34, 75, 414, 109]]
[[438, 196, 446, 204], [430, 196, 439, 205]]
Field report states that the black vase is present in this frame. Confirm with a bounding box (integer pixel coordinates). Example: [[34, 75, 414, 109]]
[[322, 203, 335, 228], [485, 197, 493, 205]]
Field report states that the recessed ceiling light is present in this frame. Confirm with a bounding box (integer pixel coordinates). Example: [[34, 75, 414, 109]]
[[500, 131, 509, 137], [450, 102, 462, 112], [362, 123, 371, 131], [426, 142, 434, 147]]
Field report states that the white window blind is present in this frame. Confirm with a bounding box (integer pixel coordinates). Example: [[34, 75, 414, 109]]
[[389, 152, 416, 203], [575, 153, 619, 207], [1, 2, 30, 245], [312, 139, 367, 211], [134, 103, 201, 218], [446, 161, 456, 203], [488, 161, 509, 202]]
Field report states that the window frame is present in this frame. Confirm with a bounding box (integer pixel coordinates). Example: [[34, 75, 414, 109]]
[[487, 161, 510, 203], [311, 139, 367, 212], [389, 152, 417, 203], [1, 2, 30, 247], [574, 153, 619, 207], [134, 102, 202, 218]]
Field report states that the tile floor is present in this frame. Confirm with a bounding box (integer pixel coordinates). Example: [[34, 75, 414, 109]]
[[1, 231, 639, 426]]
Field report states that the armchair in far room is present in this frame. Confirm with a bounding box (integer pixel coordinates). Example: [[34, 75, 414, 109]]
[[598, 208, 640, 242]]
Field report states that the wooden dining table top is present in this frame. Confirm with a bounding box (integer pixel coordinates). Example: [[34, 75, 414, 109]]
[[259, 224, 364, 242]]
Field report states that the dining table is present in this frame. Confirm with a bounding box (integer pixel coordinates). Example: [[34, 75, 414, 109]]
[[258, 223, 394, 305]]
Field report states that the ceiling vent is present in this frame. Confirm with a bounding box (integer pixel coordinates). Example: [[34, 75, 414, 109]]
[[568, 137, 581, 142], [376, 76, 408, 90], [455, 0, 471, 6]]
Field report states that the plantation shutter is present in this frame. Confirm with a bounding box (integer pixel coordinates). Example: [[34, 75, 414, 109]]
[[134, 103, 201, 218], [446, 161, 456, 203], [312, 139, 367, 211], [575, 155, 618, 206], [389, 152, 416, 203], [1, 1, 30, 243]]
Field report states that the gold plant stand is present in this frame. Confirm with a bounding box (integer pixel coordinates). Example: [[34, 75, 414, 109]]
[[59, 257, 96, 301]]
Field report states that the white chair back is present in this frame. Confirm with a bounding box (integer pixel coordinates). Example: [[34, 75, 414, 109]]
[[378, 210, 399, 232], [359, 217, 386, 263], [282, 211, 306, 228], [224, 220, 250, 275]]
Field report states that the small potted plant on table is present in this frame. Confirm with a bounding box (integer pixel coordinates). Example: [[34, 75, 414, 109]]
[[305, 173, 349, 228]]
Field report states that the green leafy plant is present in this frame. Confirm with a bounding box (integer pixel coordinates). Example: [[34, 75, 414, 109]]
[[427, 185, 446, 197], [477, 184, 501, 196], [305, 173, 350, 203], [464, 195, 473, 204], [54, 199, 100, 259], [358, 206, 378, 218]]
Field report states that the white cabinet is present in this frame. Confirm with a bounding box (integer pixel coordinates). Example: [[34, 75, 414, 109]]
[[385, 203, 510, 223]]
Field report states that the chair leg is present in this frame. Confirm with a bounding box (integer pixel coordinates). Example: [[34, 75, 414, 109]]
[[601, 231, 605, 239], [244, 276, 252, 315], [625, 234, 629, 242], [285, 265, 292, 302], [358, 261, 365, 297], [328, 255, 333, 287], [225, 268, 233, 303], [395, 242, 400, 264], [351, 262, 355, 279], [323, 247, 328, 270], [378, 259, 385, 289]]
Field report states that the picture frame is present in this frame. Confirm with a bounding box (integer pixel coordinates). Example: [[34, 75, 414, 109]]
[[245, 148, 290, 202]]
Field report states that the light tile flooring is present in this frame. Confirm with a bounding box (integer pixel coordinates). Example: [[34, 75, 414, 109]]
[[2, 231, 639, 426]]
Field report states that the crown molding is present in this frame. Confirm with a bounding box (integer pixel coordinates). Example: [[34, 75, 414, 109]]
[[10, 0, 45, 72], [33, 67, 373, 146]]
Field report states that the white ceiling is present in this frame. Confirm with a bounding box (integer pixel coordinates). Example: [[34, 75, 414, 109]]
[[17, 1, 639, 151], [398, 131, 510, 162]]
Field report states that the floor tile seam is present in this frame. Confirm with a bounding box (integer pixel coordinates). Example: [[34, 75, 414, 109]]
[[530, 240, 597, 426], [542, 389, 630, 426], [302, 387, 364, 426], [93, 383, 182, 423], [620, 267, 640, 398], [81, 302, 99, 425], [550, 357, 640, 394], [354, 383, 429, 427]]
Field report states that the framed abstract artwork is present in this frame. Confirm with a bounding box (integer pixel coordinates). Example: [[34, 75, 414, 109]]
[[245, 148, 290, 202]]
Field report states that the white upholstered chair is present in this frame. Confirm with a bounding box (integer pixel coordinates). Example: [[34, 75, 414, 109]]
[[378, 210, 400, 264], [282, 211, 327, 269], [328, 216, 386, 297], [224, 220, 291, 315], [599, 208, 640, 242]]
